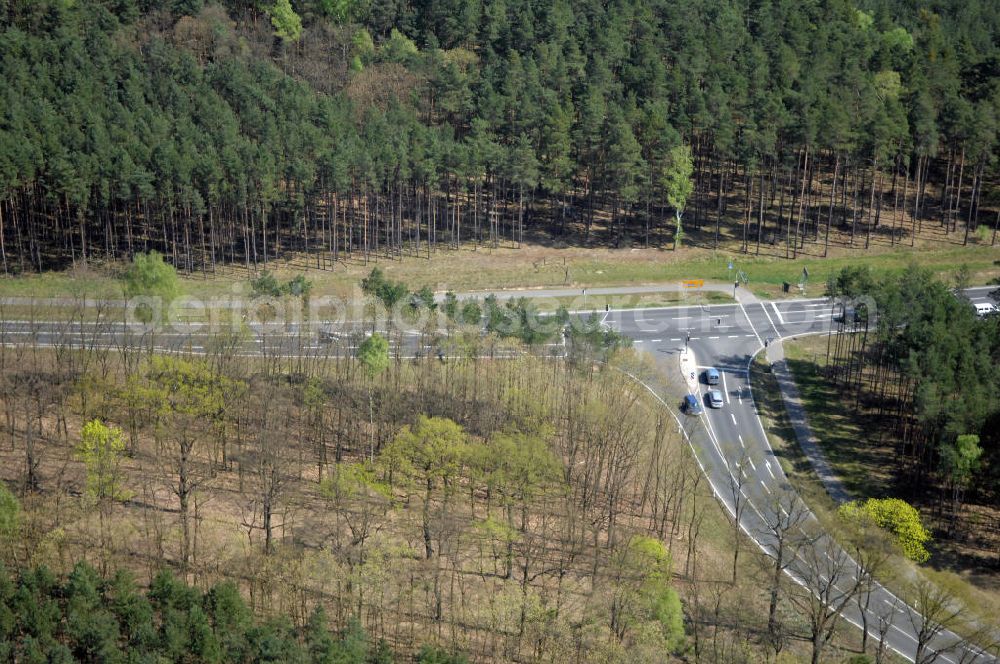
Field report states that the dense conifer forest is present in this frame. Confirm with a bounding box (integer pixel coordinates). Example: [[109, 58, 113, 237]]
[[0, 0, 997, 273], [0, 561, 467, 663]]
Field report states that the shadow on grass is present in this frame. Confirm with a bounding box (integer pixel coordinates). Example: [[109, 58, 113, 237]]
[[781, 356, 900, 500]]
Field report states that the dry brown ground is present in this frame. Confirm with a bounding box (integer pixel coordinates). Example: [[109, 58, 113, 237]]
[[0, 342, 902, 662]]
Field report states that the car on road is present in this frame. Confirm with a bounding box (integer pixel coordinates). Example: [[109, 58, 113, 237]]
[[317, 323, 342, 343], [834, 305, 862, 324], [704, 367, 720, 385], [708, 389, 724, 408], [974, 302, 997, 317], [683, 394, 703, 415]]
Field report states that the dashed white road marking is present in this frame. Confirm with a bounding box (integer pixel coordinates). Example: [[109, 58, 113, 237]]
[[730, 413, 737, 425], [651, 338, 661, 342], [709, 336, 720, 339], [728, 335, 739, 338], [748, 457, 757, 471], [738, 434, 745, 448], [764, 459, 776, 478]]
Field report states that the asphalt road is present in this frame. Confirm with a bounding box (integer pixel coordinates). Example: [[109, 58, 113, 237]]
[[605, 285, 998, 664], [0, 285, 997, 661]]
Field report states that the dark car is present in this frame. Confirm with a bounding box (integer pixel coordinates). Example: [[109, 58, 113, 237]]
[[683, 394, 703, 415]]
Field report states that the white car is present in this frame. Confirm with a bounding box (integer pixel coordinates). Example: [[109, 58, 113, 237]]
[[708, 389, 724, 409], [974, 302, 997, 317]]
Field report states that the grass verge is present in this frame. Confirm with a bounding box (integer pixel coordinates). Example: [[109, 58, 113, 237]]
[[0, 242, 997, 302]]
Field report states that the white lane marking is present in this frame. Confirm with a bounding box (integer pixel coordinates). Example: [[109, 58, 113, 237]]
[[737, 300, 764, 346], [651, 338, 662, 342], [730, 413, 737, 425], [709, 336, 720, 339], [618, 337, 980, 664], [759, 302, 781, 338], [738, 434, 744, 448], [771, 302, 786, 324], [728, 334, 739, 338], [670, 338, 680, 341], [744, 334, 755, 338], [721, 370, 730, 405], [764, 459, 776, 478], [748, 457, 757, 471]]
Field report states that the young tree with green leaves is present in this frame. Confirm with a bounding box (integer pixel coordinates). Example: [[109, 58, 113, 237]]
[[268, 0, 302, 42], [661, 144, 693, 250], [358, 333, 389, 461], [939, 434, 982, 533], [361, 268, 409, 330], [839, 498, 932, 563], [381, 415, 468, 560], [140, 356, 232, 571], [122, 251, 180, 324], [320, 462, 393, 557], [607, 535, 685, 652], [77, 419, 131, 568]]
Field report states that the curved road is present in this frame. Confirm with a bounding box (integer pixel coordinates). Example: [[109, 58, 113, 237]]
[[1, 286, 997, 661], [605, 286, 998, 663]]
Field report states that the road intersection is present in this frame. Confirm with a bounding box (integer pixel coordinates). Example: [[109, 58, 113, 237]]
[[0, 285, 997, 661], [604, 286, 998, 664]]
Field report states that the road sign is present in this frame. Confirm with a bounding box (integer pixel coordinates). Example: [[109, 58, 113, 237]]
[[728, 261, 733, 271], [682, 279, 704, 289]]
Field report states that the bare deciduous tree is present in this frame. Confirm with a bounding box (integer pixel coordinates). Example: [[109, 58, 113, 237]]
[[789, 536, 863, 664]]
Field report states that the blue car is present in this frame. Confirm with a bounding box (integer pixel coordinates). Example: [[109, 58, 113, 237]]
[[683, 394, 703, 415]]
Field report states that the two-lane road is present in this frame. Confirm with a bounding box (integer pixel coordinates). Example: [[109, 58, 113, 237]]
[[1, 286, 997, 661], [605, 287, 998, 663]]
